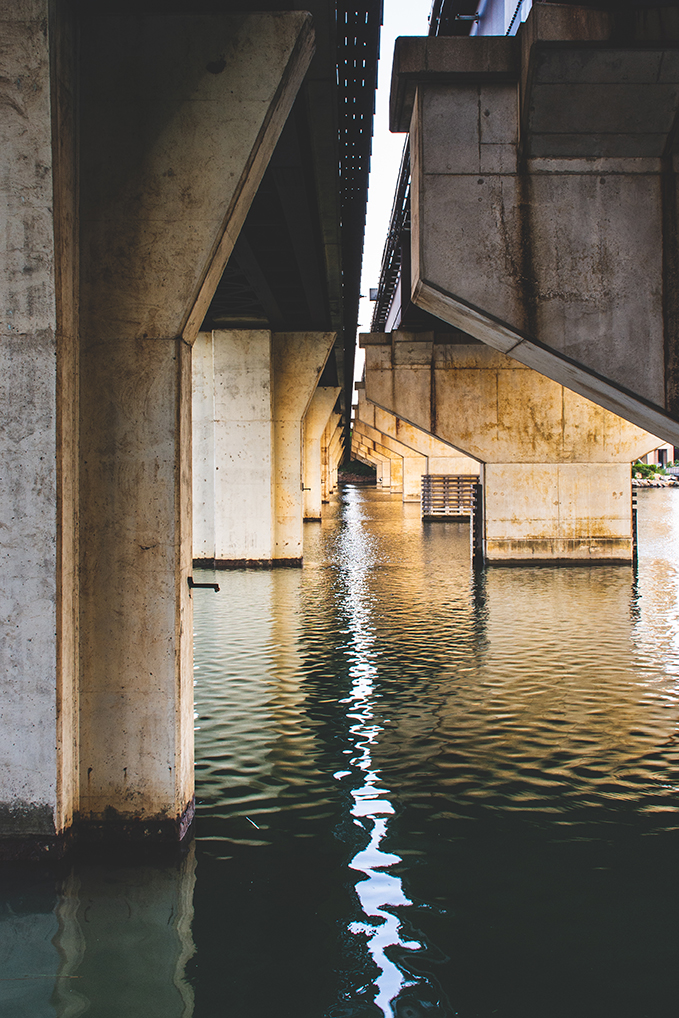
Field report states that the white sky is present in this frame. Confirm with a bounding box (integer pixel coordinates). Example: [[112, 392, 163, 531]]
[[354, 0, 432, 384]]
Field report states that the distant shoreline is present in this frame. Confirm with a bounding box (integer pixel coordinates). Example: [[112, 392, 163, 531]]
[[633, 477, 679, 488]]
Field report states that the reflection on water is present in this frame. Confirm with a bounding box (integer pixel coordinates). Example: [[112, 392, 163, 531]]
[[5, 486, 679, 1016], [336, 493, 434, 1015], [0, 847, 195, 1018]]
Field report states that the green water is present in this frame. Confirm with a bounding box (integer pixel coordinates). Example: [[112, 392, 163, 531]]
[[3, 486, 679, 1016]]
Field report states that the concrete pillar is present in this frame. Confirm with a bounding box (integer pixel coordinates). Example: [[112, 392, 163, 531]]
[[322, 411, 341, 499], [273, 333, 336, 562], [194, 330, 276, 566], [303, 386, 341, 520], [363, 332, 661, 563], [76, 14, 313, 839], [358, 434, 403, 492], [355, 442, 387, 486], [192, 331, 334, 565], [192, 332, 216, 561], [0, 0, 79, 855], [329, 423, 344, 491], [351, 433, 380, 475]]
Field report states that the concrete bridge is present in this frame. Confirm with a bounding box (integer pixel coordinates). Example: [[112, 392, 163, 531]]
[[3, 0, 677, 858], [362, 0, 678, 564], [0, 0, 379, 856]]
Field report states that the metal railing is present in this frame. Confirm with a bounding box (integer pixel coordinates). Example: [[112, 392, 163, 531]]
[[421, 474, 477, 517], [422, 475, 484, 566], [370, 140, 410, 332]]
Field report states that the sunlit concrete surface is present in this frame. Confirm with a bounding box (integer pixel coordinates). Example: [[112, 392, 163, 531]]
[[362, 330, 661, 562]]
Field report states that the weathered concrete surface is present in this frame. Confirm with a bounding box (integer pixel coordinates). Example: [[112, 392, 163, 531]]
[[321, 414, 336, 501], [193, 330, 275, 565], [322, 412, 343, 498], [80, 13, 314, 348], [485, 462, 634, 563], [363, 331, 661, 561], [0, 0, 79, 845], [303, 386, 340, 519], [392, 6, 679, 444], [351, 436, 387, 484], [77, 15, 314, 833], [355, 383, 479, 483], [353, 419, 425, 500], [192, 331, 334, 564], [192, 332, 216, 561], [329, 422, 344, 489], [353, 431, 403, 492], [273, 333, 336, 560]]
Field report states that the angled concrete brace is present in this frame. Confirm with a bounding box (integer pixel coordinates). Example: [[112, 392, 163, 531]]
[[353, 419, 425, 501], [355, 429, 404, 492], [355, 383, 479, 486], [352, 437, 391, 487]]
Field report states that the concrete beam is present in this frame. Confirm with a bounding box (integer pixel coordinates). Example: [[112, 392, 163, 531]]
[[393, 5, 679, 444]]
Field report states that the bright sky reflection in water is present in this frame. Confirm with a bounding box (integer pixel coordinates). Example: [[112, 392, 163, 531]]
[[337, 490, 425, 1015]]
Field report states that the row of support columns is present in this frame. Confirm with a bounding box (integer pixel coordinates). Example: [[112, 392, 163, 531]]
[[352, 383, 478, 500], [361, 331, 661, 564], [192, 330, 337, 567]]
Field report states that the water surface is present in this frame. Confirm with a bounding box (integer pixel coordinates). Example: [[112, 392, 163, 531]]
[[4, 486, 679, 1017]]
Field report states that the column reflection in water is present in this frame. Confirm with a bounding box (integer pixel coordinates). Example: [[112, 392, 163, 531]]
[[0, 847, 196, 1018], [633, 488, 679, 677], [335, 488, 449, 1016]]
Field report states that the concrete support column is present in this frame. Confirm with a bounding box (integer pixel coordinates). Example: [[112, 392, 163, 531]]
[[358, 434, 402, 492], [392, 14, 679, 444], [273, 333, 336, 561], [76, 14, 313, 839], [329, 423, 344, 491], [192, 332, 334, 565], [322, 411, 341, 500], [192, 332, 216, 562], [1, 5, 314, 851], [353, 419, 426, 501], [353, 438, 387, 484], [0, 0, 79, 854], [198, 329, 276, 566], [484, 462, 635, 562], [303, 386, 340, 520]]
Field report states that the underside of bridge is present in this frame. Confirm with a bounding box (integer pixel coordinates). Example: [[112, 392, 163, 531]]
[[363, 0, 679, 563], [0, 0, 380, 856]]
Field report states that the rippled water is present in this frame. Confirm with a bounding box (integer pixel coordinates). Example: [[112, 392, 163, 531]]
[[4, 486, 679, 1017]]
